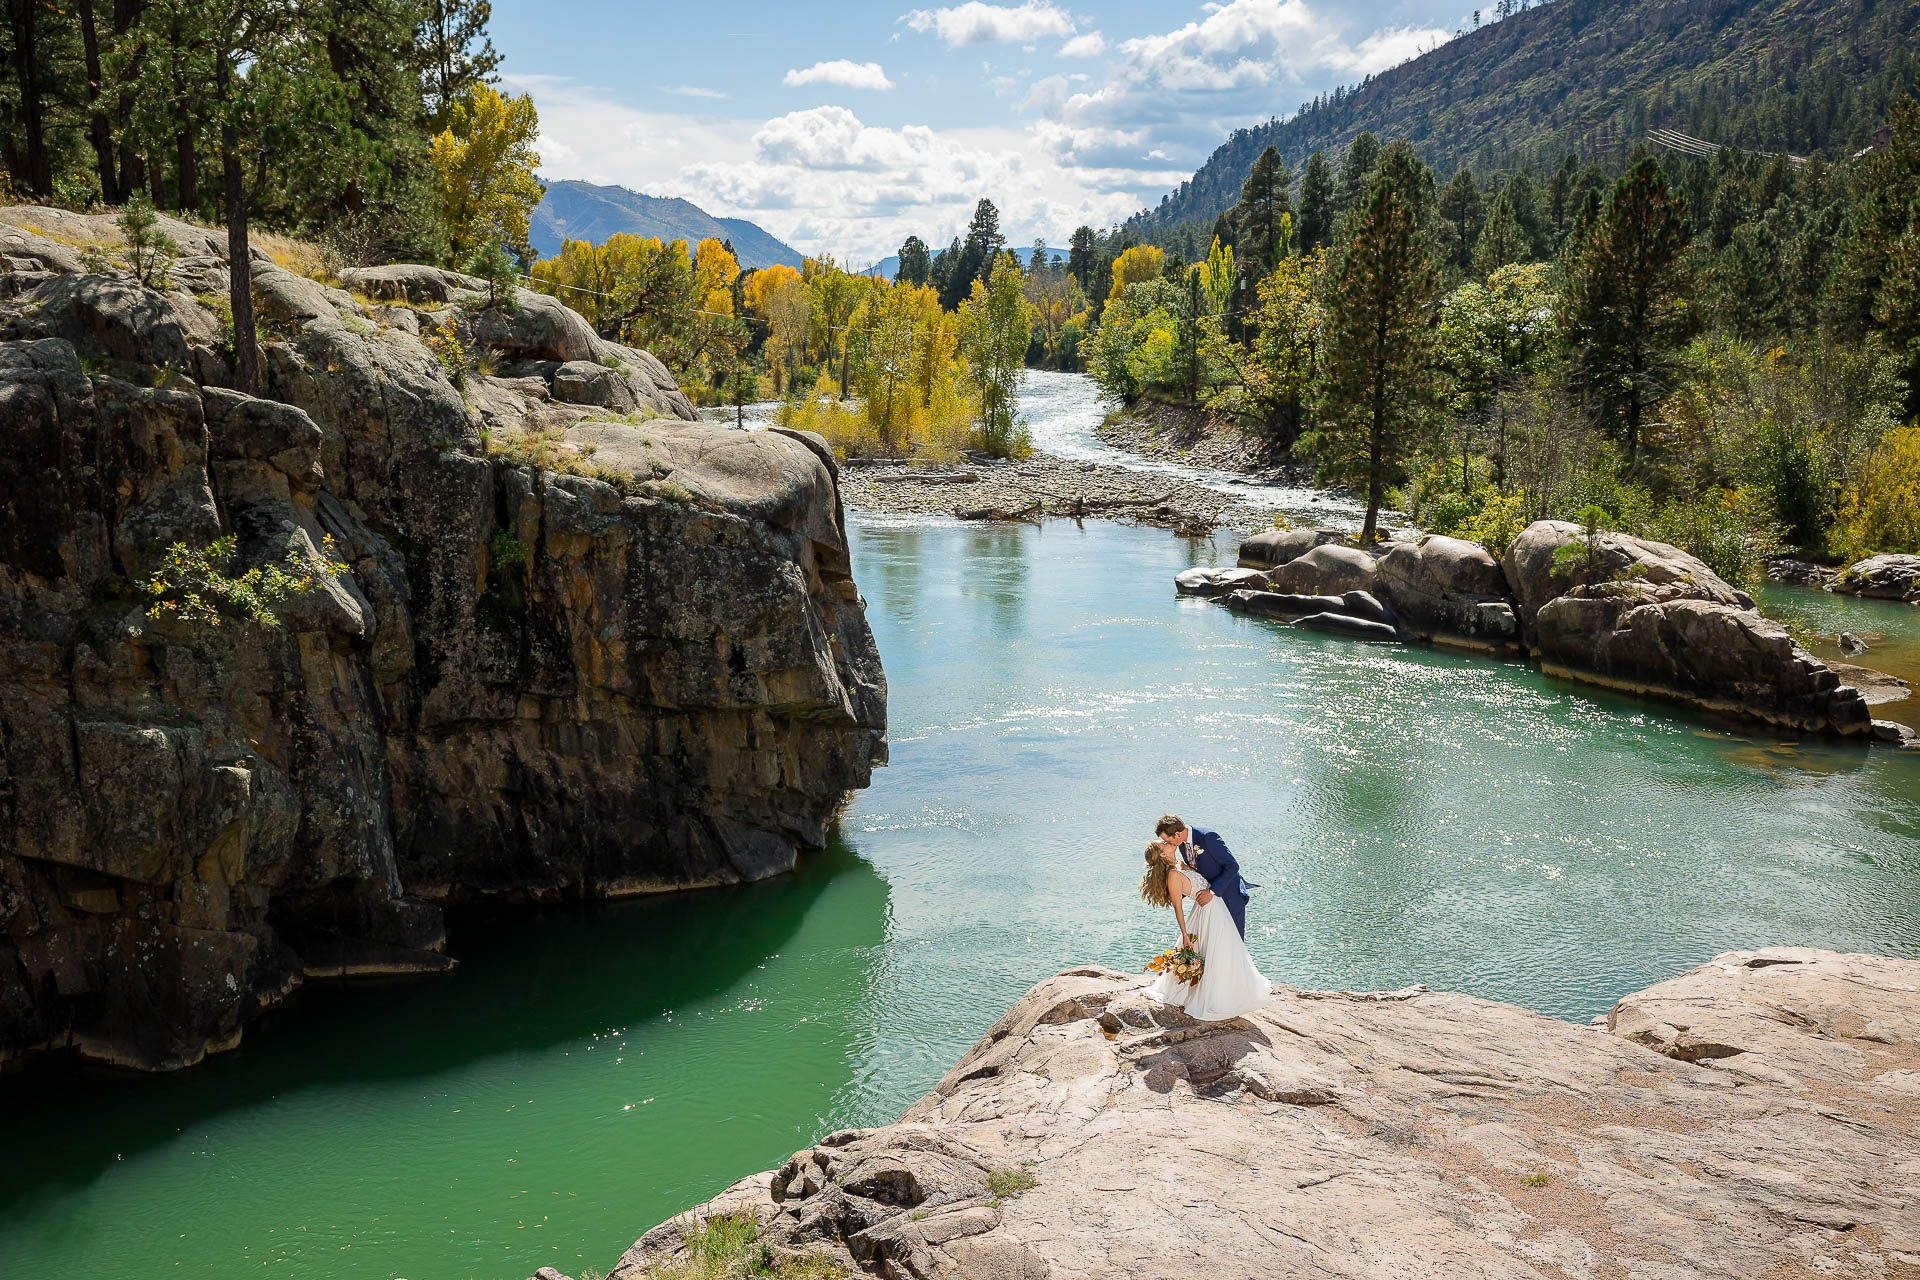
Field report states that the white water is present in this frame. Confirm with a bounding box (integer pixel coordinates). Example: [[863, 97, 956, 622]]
[[1016, 370, 1365, 523]]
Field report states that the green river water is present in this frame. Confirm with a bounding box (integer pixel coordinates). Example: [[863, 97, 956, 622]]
[[4, 379, 1920, 1280]]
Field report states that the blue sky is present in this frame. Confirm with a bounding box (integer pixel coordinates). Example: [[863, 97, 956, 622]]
[[492, 0, 1476, 265]]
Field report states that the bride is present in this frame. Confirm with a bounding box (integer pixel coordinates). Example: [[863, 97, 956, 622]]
[[1139, 842, 1272, 1021]]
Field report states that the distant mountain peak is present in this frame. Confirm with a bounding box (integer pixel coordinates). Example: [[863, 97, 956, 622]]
[[530, 180, 804, 270]]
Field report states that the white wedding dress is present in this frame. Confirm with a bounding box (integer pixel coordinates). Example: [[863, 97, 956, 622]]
[[1145, 866, 1272, 1021]]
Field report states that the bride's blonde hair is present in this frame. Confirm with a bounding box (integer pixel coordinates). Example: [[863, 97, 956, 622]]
[[1139, 843, 1172, 908]]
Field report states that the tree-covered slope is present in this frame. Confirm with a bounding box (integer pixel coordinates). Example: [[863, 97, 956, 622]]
[[531, 180, 803, 268], [1128, 0, 1920, 243]]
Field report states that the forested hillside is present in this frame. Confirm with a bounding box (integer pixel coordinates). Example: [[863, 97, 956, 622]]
[[530, 181, 803, 267], [1128, 0, 1920, 248]]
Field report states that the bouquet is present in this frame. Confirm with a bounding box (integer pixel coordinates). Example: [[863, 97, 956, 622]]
[[1145, 944, 1204, 984]]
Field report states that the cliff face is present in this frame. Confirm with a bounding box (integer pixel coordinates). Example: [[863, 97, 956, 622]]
[[0, 208, 886, 1072], [618, 949, 1920, 1280]]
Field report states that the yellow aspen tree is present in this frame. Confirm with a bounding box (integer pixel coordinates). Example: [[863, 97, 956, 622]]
[[429, 84, 543, 263]]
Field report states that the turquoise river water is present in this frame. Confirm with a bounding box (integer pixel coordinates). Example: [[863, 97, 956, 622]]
[[4, 377, 1919, 1280]]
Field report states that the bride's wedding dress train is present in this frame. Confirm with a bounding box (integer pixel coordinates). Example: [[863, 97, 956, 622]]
[[1145, 877, 1271, 1021]]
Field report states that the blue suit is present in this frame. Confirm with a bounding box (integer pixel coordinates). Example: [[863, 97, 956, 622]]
[[1186, 825, 1254, 937]]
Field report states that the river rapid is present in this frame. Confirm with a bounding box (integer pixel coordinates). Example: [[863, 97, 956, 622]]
[[5, 375, 1918, 1280]]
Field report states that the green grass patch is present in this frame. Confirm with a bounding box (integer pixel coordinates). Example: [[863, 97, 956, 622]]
[[650, 1211, 848, 1279], [987, 1168, 1037, 1202]]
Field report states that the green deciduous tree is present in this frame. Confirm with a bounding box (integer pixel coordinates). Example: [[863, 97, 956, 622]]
[[1438, 262, 1558, 487], [1310, 178, 1440, 543], [1212, 249, 1323, 448], [958, 251, 1031, 456]]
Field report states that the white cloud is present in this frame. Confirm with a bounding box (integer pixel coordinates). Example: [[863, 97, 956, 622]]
[[1027, 0, 1454, 180], [902, 1, 1076, 47], [661, 85, 729, 100], [510, 1, 1460, 268], [681, 106, 1144, 263], [1323, 25, 1454, 75], [783, 59, 897, 91]]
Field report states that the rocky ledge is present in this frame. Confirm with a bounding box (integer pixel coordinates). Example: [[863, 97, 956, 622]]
[[0, 208, 886, 1071], [1180, 522, 1898, 740], [607, 948, 1920, 1280], [1833, 554, 1920, 604]]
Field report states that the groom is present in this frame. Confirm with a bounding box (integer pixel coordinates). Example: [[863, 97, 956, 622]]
[[1154, 815, 1254, 938]]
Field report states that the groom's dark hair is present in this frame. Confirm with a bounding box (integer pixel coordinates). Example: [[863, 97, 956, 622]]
[[1154, 814, 1185, 838]]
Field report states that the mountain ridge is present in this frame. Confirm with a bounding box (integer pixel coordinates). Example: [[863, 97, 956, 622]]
[[531, 180, 804, 269], [1126, 0, 1920, 245]]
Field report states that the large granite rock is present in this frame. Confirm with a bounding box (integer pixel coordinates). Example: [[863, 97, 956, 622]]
[[0, 220, 885, 1071], [1501, 519, 1748, 635], [1533, 582, 1870, 735], [1501, 521, 1867, 735], [1376, 533, 1520, 653], [1236, 526, 1346, 570], [617, 950, 1920, 1280], [1265, 542, 1378, 596], [1834, 553, 1920, 602]]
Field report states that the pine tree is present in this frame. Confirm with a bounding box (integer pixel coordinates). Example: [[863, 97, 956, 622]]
[[1376, 141, 1436, 231], [896, 234, 931, 286], [1297, 151, 1336, 253], [1438, 168, 1484, 271], [1230, 145, 1293, 272], [1827, 87, 1920, 415], [1067, 225, 1098, 294], [418, 1, 502, 131], [1563, 158, 1695, 462], [1473, 191, 1528, 273], [115, 0, 356, 394], [1311, 179, 1439, 544], [1711, 217, 1787, 339], [1334, 131, 1382, 229]]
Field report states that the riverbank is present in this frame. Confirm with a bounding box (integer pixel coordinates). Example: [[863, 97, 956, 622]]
[[837, 453, 1283, 536], [1092, 397, 1312, 485], [606, 948, 1920, 1280]]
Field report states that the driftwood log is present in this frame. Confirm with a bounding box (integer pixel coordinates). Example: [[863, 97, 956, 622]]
[[954, 500, 1043, 523], [870, 470, 982, 485]]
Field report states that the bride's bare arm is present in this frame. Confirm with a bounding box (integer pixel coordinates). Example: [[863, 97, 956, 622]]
[[1167, 869, 1191, 946]]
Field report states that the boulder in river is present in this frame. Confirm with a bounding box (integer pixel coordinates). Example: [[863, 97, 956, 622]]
[[615, 949, 1920, 1280], [1501, 519, 1748, 635], [1236, 526, 1345, 570], [1265, 542, 1378, 596], [1834, 553, 1920, 602], [1375, 533, 1520, 653], [1291, 611, 1401, 641], [1533, 581, 1871, 735], [1173, 566, 1269, 596], [1220, 589, 1346, 619]]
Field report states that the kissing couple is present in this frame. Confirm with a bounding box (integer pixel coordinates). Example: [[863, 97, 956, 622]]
[[1139, 815, 1272, 1021]]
